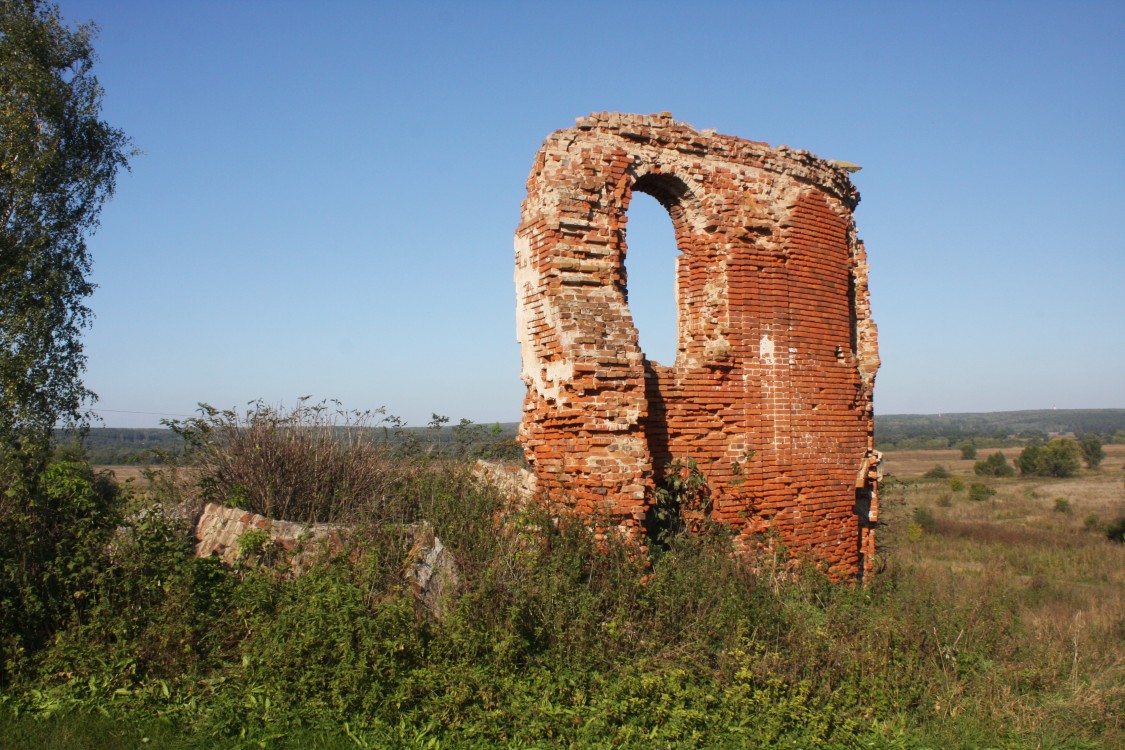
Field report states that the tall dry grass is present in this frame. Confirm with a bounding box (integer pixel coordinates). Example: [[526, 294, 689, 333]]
[[880, 450, 1125, 741], [166, 399, 405, 524]]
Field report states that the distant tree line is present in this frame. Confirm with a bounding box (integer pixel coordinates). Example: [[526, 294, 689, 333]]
[[55, 427, 186, 464], [875, 409, 1125, 451], [65, 409, 1125, 464], [57, 419, 525, 466]]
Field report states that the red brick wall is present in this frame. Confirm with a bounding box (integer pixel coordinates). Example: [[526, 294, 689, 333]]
[[514, 113, 880, 578]]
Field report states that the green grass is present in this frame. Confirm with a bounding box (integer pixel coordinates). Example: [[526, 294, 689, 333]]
[[3, 428, 1123, 748], [0, 710, 196, 749]]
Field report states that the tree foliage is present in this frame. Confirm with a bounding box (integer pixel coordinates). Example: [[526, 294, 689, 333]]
[[1079, 436, 1105, 469], [922, 464, 950, 480], [0, 457, 121, 679], [1016, 438, 1082, 479], [974, 451, 1015, 477], [0, 0, 132, 482], [1107, 517, 1125, 544], [968, 482, 996, 501]]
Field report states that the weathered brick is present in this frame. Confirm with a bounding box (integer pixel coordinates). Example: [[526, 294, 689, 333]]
[[514, 113, 881, 580]]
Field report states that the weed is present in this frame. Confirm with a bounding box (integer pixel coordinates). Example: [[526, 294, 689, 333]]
[[236, 527, 272, 561], [165, 398, 406, 524], [975, 452, 1015, 477], [913, 507, 936, 533], [969, 483, 996, 502], [3, 436, 1123, 748], [648, 456, 712, 543], [923, 465, 950, 480]]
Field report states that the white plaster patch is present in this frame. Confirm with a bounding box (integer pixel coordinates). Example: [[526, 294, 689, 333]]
[[514, 234, 574, 403], [760, 334, 775, 365]]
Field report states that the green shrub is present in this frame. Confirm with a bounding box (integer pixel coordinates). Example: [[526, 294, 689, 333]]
[[1017, 438, 1082, 478], [969, 483, 996, 502], [1079, 436, 1105, 469], [912, 506, 936, 533], [5, 404, 1121, 747], [959, 441, 977, 460], [0, 459, 123, 683], [923, 465, 950, 480], [975, 452, 1015, 477], [166, 399, 406, 524], [236, 527, 272, 561], [1053, 498, 1071, 514], [950, 477, 965, 492], [1084, 513, 1102, 532], [1106, 518, 1125, 544], [49, 501, 233, 683], [650, 456, 713, 544]]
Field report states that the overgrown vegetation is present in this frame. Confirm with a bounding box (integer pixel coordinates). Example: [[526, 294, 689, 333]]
[[922, 464, 950, 480], [1080, 435, 1105, 469], [967, 482, 996, 502], [974, 451, 1015, 477], [1017, 438, 1083, 478], [167, 399, 406, 524], [0, 458, 121, 678], [2, 408, 1123, 748], [0, 0, 132, 699]]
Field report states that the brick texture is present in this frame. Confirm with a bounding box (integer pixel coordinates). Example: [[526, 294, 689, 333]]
[[514, 113, 880, 579]]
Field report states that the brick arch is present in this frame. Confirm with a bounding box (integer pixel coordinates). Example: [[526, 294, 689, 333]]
[[618, 170, 708, 360], [618, 172, 697, 482], [514, 113, 880, 578]]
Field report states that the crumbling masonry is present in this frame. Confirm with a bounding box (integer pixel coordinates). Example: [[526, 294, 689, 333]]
[[514, 113, 880, 579]]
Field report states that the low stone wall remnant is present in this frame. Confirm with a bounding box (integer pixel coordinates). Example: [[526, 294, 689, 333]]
[[193, 504, 458, 613]]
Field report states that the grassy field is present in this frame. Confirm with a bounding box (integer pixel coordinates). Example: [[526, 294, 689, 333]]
[[883, 442, 1125, 475], [878, 445, 1125, 743], [2, 434, 1122, 748]]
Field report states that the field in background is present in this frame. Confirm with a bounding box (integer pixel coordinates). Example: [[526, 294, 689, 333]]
[[876, 445, 1125, 740], [884, 445, 1125, 537], [882, 443, 1125, 476]]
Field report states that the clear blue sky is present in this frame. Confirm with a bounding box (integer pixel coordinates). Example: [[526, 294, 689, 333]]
[[57, 0, 1124, 427]]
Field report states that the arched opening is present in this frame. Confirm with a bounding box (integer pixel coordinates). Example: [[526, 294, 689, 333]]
[[620, 175, 692, 535], [621, 189, 680, 366]]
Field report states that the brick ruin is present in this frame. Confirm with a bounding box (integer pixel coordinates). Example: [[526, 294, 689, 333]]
[[514, 112, 880, 579]]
